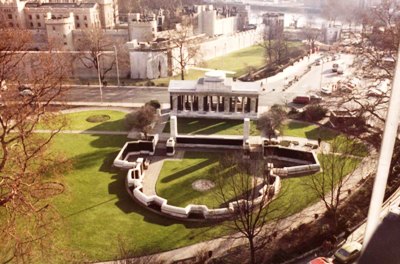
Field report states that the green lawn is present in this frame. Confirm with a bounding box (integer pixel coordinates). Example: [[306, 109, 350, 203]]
[[280, 120, 368, 157], [50, 134, 227, 262], [268, 154, 361, 219], [39, 110, 128, 131], [163, 117, 259, 136], [157, 152, 249, 208], [280, 120, 338, 140], [156, 151, 361, 219]]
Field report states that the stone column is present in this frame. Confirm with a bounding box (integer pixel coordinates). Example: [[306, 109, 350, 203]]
[[241, 96, 245, 113], [170, 115, 178, 139], [172, 95, 178, 112], [234, 97, 238, 113], [190, 95, 194, 112], [182, 95, 186, 111], [250, 97, 256, 114], [224, 97, 229, 113], [198, 96, 204, 112], [243, 118, 250, 140]]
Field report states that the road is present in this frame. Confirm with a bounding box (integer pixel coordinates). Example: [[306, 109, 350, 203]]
[[62, 54, 354, 109], [63, 86, 170, 106], [259, 53, 355, 107]]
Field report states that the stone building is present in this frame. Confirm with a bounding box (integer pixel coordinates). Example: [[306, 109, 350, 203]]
[[169, 71, 260, 119], [262, 12, 284, 39]]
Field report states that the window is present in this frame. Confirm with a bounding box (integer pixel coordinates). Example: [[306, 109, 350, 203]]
[[52, 26, 55, 31], [84, 15, 87, 20], [7, 14, 12, 19], [37, 22, 41, 27], [75, 15, 79, 20], [29, 15, 32, 20], [76, 23, 80, 28], [63, 34, 66, 38], [64, 42, 67, 45], [9, 22, 13, 27], [30, 22, 33, 27], [36, 14, 40, 19], [85, 23, 88, 28]]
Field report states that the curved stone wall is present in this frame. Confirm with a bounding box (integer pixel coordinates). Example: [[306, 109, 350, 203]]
[[126, 171, 281, 221]]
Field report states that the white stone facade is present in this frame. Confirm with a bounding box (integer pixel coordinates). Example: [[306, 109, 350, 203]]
[[169, 71, 260, 119]]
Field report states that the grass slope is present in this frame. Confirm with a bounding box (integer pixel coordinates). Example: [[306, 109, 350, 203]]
[[163, 117, 259, 136], [39, 110, 128, 132], [51, 134, 225, 261]]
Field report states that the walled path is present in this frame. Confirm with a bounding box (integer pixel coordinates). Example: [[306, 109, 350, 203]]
[[99, 148, 377, 264], [106, 133, 375, 264]]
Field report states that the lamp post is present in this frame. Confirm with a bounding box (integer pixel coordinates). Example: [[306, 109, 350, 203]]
[[113, 45, 120, 87], [319, 55, 324, 90], [363, 44, 400, 249], [96, 52, 103, 102]]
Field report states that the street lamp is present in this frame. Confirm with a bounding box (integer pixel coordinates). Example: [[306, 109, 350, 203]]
[[363, 44, 400, 249], [96, 52, 103, 103], [113, 45, 120, 87], [319, 55, 324, 90]]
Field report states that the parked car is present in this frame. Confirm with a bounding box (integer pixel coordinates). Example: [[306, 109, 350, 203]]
[[321, 86, 333, 95], [18, 85, 34, 96], [292, 95, 310, 104], [310, 94, 323, 102], [307, 257, 333, 264], [337, 66, 345, 74], [334, 241, 362, 263], [389, 196, 400, 216], [332, 63, 339, 72]]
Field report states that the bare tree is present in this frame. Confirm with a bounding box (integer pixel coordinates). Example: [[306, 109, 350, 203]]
[[125, 104, 158, 139], [215, 154, 280, 264], [257, 105, 286, 140], [0, 28, 70, 262], [75, 28, 125, 84], [302, 23, 320, 52], [304, 135, 364, 230], [168, 23, 201, 80]]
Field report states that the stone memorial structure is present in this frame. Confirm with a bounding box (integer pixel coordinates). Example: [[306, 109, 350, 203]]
[[168, 71, 261, 119]]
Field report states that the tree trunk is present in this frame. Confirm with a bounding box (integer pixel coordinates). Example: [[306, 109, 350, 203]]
[[249, 237, 256, 264], [181, 69, 185, 80]]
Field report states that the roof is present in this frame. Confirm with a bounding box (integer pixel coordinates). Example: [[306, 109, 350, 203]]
[[25, 2, 96, 9], [168, 72, 260, 95]]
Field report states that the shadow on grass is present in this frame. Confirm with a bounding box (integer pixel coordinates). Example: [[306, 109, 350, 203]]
[[83, 118, 128, 132], [304, 126, 338, 141], [89, 134, 128, 149], [161, 159, 216, 183]]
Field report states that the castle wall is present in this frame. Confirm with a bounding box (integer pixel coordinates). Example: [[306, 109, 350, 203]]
[[129, 26, 264, 80]]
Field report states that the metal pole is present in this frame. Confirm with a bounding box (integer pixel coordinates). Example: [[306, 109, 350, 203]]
[[96, 52, 103, 102], [319, 55, 324, 90], [363, 44, 400, 249], [113, 45, 120, 87]]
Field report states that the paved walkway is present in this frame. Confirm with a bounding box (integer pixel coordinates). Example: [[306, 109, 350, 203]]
[[33, 129, 128, 135], [60, 106, 133, 114]]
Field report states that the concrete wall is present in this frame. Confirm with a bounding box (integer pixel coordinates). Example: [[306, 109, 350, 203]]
[[129, 26, 264, 80]]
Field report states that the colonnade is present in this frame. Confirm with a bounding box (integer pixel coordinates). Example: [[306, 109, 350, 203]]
[[171, 94, 258, 114]]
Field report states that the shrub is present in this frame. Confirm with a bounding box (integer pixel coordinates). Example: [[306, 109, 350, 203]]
[[302, 104, 328, 122], [86, 115, 111, 123], [146, 100, 161, 109], [279, 140, 291, 147], [145, 80, 155, 86]]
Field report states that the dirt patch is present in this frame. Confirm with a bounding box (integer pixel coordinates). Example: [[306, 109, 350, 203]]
[[192, 179, 215, 192]]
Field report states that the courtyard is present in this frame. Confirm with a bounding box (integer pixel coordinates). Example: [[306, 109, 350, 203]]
[[33, 110, 366, 261]]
